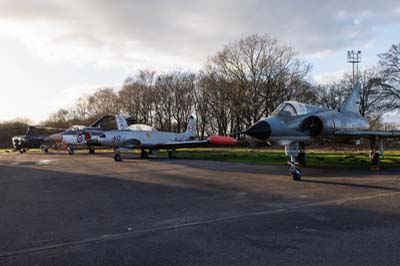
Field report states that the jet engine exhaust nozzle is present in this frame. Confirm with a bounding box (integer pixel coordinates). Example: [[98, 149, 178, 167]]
[[245, 121, 271, 140]]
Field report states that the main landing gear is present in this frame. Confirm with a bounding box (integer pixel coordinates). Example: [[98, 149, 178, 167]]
[[140, 149, 149, 159], [113, 148, 151, 162], [40, 145, 49, 153], [370, 137, 381, 171], [67, 146, 74, 155], [88, 147, 96, 154], [285, 143, 303, 181], [168, 148, 177, 159]]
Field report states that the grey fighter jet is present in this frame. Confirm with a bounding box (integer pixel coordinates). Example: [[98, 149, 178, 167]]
[[245, 82, 400, 181], [98, 116, 238, 161]]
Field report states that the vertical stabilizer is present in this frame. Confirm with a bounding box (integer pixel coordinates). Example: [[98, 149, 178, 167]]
[[26, 126, 38, 137], [183, 116, 197, 139], [341, 82, 361, 114], [115, 115, 129, 130]]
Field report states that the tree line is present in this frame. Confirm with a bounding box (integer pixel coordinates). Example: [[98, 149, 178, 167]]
[[10, 35, 400, 138]]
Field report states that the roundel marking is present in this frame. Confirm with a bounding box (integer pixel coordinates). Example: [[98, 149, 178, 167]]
[[77, 134, 84, 143]]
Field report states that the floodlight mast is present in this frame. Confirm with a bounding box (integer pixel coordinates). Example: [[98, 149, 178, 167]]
[[347, 50, 361, 85]]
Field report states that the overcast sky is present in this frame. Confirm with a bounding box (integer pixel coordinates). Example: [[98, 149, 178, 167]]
[[0, 0, 399, 122]]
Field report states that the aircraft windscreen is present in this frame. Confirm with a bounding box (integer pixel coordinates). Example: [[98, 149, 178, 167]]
[[69, 125, 86, 130], [272, 103, 297, 116], [272, 102, 309, 116]]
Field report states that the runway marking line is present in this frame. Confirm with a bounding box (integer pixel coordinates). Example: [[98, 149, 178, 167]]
[[1, 190, 399, 258]]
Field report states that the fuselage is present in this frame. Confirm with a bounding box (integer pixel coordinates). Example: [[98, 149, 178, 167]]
[[12, 135, 45, 150], [98, 129, 191, 148], [48, 126, 106, 146], [245, 101, 370, 145]]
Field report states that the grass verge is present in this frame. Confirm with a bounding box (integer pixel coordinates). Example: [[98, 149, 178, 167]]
[[1, 147, 399, 168]]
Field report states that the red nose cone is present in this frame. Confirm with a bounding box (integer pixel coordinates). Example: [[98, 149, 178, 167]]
[[209, 136, 238, 145]]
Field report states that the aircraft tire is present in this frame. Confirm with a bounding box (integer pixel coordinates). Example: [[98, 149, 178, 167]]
[[68, 149, 74, 156], [168, 151, 174, 159], [114, 153, 122, 162], [292, 168, 302, 181], [370, 152, 380, 171], [88, 147, 95, 154]]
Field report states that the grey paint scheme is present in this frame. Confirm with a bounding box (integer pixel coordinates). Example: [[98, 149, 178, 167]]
[[246, 82, 399, 145], [245, 82, 400, 180]]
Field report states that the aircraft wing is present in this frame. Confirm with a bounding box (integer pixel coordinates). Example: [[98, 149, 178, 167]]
[[152, 136, 238, 149], [116, 139, 209, 149], [334, 130, 400, 138], [118, 136, 237, 149], [153, 140, 210, 149]]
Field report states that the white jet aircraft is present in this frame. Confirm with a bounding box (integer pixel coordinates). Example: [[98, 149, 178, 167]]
[[98, 116, 237, 161]]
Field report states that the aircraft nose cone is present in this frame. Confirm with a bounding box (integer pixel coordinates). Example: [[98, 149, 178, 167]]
[[245, 120, 271, 140]]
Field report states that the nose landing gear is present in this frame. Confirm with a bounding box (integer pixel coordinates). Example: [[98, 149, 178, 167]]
[[113, 148, 122, 162], [285, 143, 302, 181], [67, 147, 74, 155]]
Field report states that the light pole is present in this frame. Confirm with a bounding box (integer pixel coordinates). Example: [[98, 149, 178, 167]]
[[347, 50, 361, 85]]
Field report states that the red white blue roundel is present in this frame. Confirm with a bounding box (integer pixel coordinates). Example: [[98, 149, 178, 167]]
[[77, 134, 85, 143]]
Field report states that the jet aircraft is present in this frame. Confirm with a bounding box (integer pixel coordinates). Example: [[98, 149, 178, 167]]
[[12, 126, 52, 153], [48, 115, 136, 155], [11, 125, 67, 153], [98, 116, 238, 161], [245, 82, 400, 181]]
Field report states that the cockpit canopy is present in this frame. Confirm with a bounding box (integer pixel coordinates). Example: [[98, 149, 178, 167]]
[[68, 125, 86, 131], [272, 101, 323, 117], [128, 124, 158, 131]]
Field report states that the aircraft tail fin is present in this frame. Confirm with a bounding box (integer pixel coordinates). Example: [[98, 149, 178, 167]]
[[183, 116, 197, 139], [26, 126, 38, 137], [115, 115, 129, 130], [341, 82, 361, 114]]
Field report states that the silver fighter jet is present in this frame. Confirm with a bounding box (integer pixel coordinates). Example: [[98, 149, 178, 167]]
[[245, 82, 400, 181], [98, 116, 237, 161]]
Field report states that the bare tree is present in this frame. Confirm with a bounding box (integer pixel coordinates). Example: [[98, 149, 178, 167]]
[[378, 43, 400, 107], [87, 88, 120, 119], [119, 70, 156, 124], [206, 34, 311, 134]]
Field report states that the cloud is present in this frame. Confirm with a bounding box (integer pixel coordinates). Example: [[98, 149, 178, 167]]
[[0, 0, 399, 70], [313, 70, 346, 84]]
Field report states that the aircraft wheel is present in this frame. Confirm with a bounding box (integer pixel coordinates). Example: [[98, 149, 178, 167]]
[[19, 149, 24, 154], [68, 148, 74, 156], [114, 153, 122, 162], [168, 151, 176, 159], [140, 149, 149, 159], [44, 148, 49, 153], [88, 147, 95, 154], [370, 152, 380, 171], [292, 168, 302, 181]]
